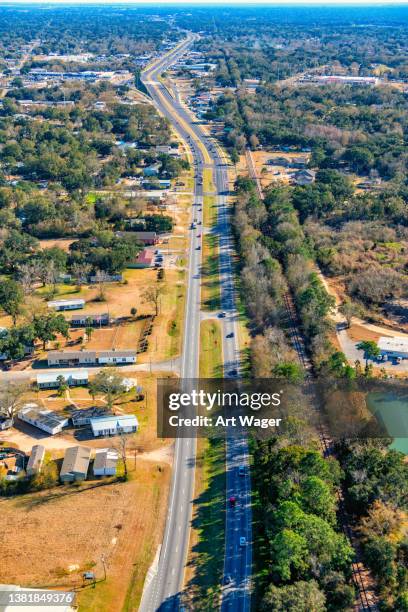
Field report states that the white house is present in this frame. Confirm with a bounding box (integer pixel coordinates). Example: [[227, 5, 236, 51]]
[[18, 404, 69, 435], [93, 448, 118, 476], [90, 414, 138, 437], [378, 336, 408, 360], [47, 298, 85, 311], [36, 370, 89, 389]]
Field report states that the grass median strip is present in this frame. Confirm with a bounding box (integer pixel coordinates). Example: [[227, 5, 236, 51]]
[[199, 319, 223, 378], [201, 234, 221, 312]]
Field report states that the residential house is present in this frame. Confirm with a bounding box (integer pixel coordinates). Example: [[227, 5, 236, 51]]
[[47, 349, 137, 367], [18, 405, 69, 435], [70, 313, 109, 327], [71, 407, 110, 427], [293, 169, 316, 185], [60, 446, 91, 482], [36, 370, 89, 389], [26, 444, 46, 477], [0, 416, 13, 430], [90, 414, 138, 437], [47, 298, 85, 311], [143, 164, 160, 177], [93, 448, 118, 476]]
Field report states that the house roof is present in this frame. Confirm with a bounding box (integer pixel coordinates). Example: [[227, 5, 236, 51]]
[[27, 444, 45, 472], [60, 446, 91, 477], [36, 370, 89, 384], [93, 448, 118, 471], [90, 414, 138, 433], [136, 250, 154, 265], [19, 405, 69, 429], [47, 299, 85, 307]]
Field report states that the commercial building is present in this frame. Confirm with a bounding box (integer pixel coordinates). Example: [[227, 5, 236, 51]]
[[26, 444, 46, 477], [378, 336, 408, 360], [47, 298, 85, 311], [36, 370, 89, 389], [93, 448, 118, 476], [18, 405, 69, 435], [128, 249, 154, 268], [90, 414, 138, 437], [60, 446, 91, 482], [132, 231, 159, 245], [313, 75, 380, 86], [47, 349, 137, 367]]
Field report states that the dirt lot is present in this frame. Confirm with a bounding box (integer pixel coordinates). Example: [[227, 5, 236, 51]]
[[0, 461, 171, 612]]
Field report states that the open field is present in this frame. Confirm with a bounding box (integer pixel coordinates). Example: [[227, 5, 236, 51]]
[[0, 461, 171, 612]]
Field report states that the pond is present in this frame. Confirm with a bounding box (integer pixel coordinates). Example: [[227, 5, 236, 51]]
[[367, 391, 408, 454]]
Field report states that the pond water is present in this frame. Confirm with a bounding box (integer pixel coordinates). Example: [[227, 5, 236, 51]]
[[367, 391, 408, 454]]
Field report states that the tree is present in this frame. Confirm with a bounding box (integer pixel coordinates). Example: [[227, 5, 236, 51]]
[[88, 369, 125, 409], [115, 432, 131, 480], [57, 375, 68, 398], [71, 262, 92, 289], [0, 279, 24, 325], [0, 381, 29, 419], [141, 284, 165, 316], [261, 581, 326, 612], [0, 324, 35, 361], [85, 317, 94, 342], [356, 340, 380, 367], [33, 313, 70, 350], [130, 307, 137, 319], [339, 300, 361, 329]]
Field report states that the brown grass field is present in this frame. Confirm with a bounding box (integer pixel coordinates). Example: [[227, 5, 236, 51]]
[[0, 462, 171, 612]]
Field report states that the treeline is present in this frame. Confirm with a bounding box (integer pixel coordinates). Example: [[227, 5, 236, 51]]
[[336, 440, 408, 610], [234, 176, 352, 377], [252, 441, 355, 611]]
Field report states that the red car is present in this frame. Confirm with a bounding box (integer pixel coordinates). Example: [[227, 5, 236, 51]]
[[229, 496, 236, 507]]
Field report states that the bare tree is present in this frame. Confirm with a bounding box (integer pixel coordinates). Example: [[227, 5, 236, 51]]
[[115, 432, 132, 480], [18, 262, 42, 295], [94, 269, 109, 302], [0, 381, 29, 419], [71, 262, 92, 290], [141, 284, 165, 316]]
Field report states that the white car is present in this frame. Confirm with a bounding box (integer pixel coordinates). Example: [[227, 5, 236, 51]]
[[239, 536, 246, 547]]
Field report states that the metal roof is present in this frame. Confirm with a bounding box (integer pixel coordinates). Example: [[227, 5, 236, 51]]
[[90, 414, 138, 432], [93, 448, 118, 471], [60, 446, 91, 477], [37, 370, 89, 384]]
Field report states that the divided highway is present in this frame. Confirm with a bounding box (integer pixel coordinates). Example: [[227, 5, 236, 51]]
[[139, 35, 251, 611]]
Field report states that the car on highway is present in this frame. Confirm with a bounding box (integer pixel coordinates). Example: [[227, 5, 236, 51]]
[[228, 369, 238, 377], [238, 466, 245, 477], [229, 496, 236, 507], [226, 332, 234, 338], [196, 233, 201, 238], [223, 574, 232, 585], [196, 245, 201, 250], [239, 537, 247, 547], [190, 223, 196, 229]]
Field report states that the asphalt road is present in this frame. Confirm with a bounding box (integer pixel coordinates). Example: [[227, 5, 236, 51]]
[[139, 36, 251, 611]]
